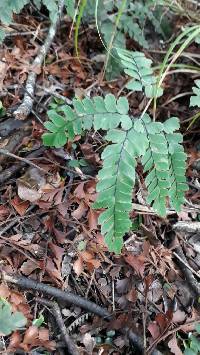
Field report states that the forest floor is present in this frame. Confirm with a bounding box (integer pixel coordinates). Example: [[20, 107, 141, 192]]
[[0, 2, 200, 355]]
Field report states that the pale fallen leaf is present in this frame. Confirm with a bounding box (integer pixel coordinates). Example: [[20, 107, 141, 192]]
[[168, 336, 183, 355], [73, 256, 83, 276]]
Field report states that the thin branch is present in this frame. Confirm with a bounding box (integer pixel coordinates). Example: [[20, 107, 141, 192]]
[[1, 272, 161, 353], [0, 147, 45, 184], [13, 0, 64, 119], [2, 272, 110, 319], [0, 149, 50, 175], [173, 221, 200, 233], [36, 298, 79, 355], [174, 246, 200, 296]]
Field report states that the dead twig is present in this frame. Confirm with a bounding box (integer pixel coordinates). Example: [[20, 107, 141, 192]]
[[1, 272, 160, 354], [2, 272, 111, 319], [0, 147, 45, 184], [13, 0, 64, 119], [173, 221, 200, 233], [174, 245, 200, 297], [0, 148, 49, 174], [36, 298, 79, 355]]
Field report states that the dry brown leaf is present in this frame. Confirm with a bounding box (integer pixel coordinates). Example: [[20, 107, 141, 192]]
[[17, 167, 46, 202], [88, 208, 98, 230], [38, 328, 49, 342], [20, 260, 40, 275], [0, 60, 8, 90], [73, 182, 86, 199], [168, 336, 183, 355], [0, 204, 10, 221], [82, 333, 95, 354], [72, 201, 87, 219], [23, 326, 38, 344], [18, 183, 42, 202], [126, 289, 137, 303], [124, 254, 146, 277], [81, 143, 100, 165], [8, 331, 22, 350], [11, 196, 29, 216], [148, 322, 161, 339], [0, 284, 10, 298], [73, 256, 83, 276], [172, 310, 186, 323]]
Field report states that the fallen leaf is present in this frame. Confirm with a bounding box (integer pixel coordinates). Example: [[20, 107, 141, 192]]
[[0, 205, 10, 221], [73, 256, 83, 276], [23, 326, 38, 344], [126, 289, 137, 303], [20, 260, 40, 275], [81, 143, 100, 165], [148, 322, 161, 339], [38, 327, 49, 342], [82, 332, 95, 354], [18, 183, 42, 202], [72, 201, 87, 219], [172, 310, 186, 323], [73, 182, 86, 199], [11, 196, 29, 216], [0, 284, 10, 298], [0, 60, 8, 90], [124, 254, 146, 277], [88, 208, 98, 230], [8, 331, 22, 350], [168, 336, 183, 355]]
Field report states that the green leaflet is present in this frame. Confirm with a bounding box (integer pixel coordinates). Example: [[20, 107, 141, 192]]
[[93, 127, 148, 253], [0, 298, 27, 336], [43, 95, 187, 253], [116, 48, 163, 98], [141, 119, 170, 216], [165, 133, 187, 211], [190, 80, 200, 108], [0, 0, 30, 26], [42, 95, 130, 147]]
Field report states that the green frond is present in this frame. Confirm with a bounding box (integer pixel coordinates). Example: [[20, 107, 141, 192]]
[[42, 94, 131, 147], [0, 0, 29, 26], [163, 118, 188, 210], [141, 118, 170, 216], [190, 80, 200, 107], [116, 48, 163, 98], [93, 127, 148, 253], [141, 115, 187, 215], [118, 16, 149, 48], [43, 98, 187, 253]]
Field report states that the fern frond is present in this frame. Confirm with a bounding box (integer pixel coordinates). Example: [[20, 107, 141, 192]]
[[0, 0, 30, 25], [141, 116, 170, 216], [190, 80, 200, 107], [118, 15, 149, 48], [42, 94, 131, 147], [93, 127, 148, 253], [163, 117, 188, 211], [116, 48, 163, 98]]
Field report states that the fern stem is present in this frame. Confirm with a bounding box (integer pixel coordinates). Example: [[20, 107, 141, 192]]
[[74, 0, 87, 59], [100, 0, 127, 82]]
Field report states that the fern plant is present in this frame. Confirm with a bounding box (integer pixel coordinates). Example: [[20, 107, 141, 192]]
[[116, 47, 163, 98], [42, 47, 187, 254]]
